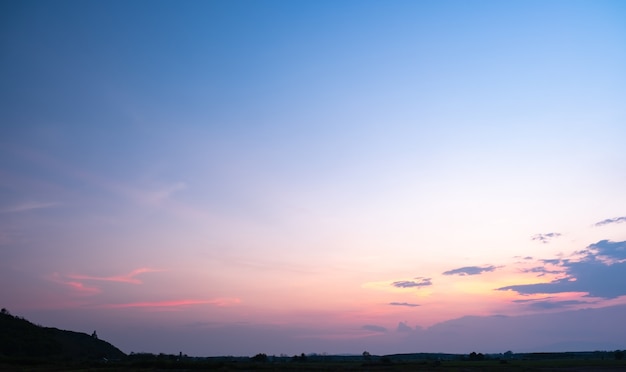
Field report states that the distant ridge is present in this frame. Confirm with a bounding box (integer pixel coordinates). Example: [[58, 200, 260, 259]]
[[0, 308, 125, 361]]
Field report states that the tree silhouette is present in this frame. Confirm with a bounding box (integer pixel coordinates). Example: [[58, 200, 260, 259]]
[[469, 351, 485, 361], [292, 353, 307, 362], [251, 353, 268, 362]]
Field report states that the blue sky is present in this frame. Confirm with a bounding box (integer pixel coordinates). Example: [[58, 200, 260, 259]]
[[2, 0, 626, 356]]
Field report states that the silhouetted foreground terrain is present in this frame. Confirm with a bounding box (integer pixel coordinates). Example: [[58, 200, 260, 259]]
[[2, 309, 626, 371], [0, 308, 124, 362]]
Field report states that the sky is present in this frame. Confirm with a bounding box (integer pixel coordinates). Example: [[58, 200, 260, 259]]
[[1, 0, 626, 357]]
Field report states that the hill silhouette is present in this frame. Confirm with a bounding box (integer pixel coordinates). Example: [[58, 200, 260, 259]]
[[0, 308, 125, 361]]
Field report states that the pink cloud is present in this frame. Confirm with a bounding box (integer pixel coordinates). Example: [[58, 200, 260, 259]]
[[102, 298, 241, 309], [64, 281, 101, 295], [49, 268, 165, 297], [65, 267, 165, 284], [48, 273, 101, 296]]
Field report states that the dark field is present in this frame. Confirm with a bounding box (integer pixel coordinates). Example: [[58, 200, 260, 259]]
[[2, 356, 626, 371]]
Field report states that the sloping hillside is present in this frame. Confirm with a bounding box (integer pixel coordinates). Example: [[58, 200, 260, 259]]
[[0, 308, 125, 361]]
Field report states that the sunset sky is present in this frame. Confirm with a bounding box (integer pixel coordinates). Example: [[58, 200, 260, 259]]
[[1, 0, 626, 356]]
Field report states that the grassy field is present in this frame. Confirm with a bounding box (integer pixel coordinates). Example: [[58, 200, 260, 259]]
[[2, 357, 626, 371]]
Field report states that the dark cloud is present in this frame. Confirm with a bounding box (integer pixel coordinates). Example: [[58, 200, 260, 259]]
[[389, 302, 420, 307], [392, 277, 432, 288], [512, 297, 554, 303], [499, 279, 578, 296], [540, 258, 564, 265], [526, 300, 591, 310], [498, 240, 626, 299], [522, 267, 563, 277], [396, 321, 412, 332], [511, 297, 590, 310], [442, 265, 497, 276], [581, 240, 626, 261], [362, 324, 387, 333], [531, 232, 562, 244], [594, 216, 626, 227]]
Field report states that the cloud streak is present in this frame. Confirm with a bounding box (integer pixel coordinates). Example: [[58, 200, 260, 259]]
[[1, 201, 61, 213], [519, 299, 591, 310], [389, 302, 420, 307], [102, 298, 240, 309], [50, 268, 166, 297], [442, 265, 497, 276], [594, 216, 626, 227], [521, 266, 564, 277], [65, 268, 165, 284], [63, 281, 101, 295], [48, 273, 101, 296], [392, 277, 432, 288]]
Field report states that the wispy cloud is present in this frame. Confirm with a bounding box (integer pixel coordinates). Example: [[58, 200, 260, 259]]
[[521, 266, 564, 277], [65, 268, 165, 284], [513, 256, 534, 263], [512, 296, 554, 303], [0, 201, 61, 213], [442, 265, 497, 276], [389, 302, 420, 307], [498, 240, 626, 299], [102, 298, 240, 309], [392, 277, 432, 288], [49, 273, 101, 296], [132, 182, 187, 206], [531, 232, 562, 244], [65, 281, 100, 295], [50, 268, 165, 297], [594, 216, 626, 227]]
